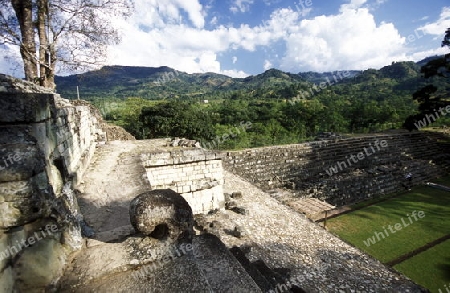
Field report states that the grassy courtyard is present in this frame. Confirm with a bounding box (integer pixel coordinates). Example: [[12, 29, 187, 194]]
[[326, 177, 450, 292]]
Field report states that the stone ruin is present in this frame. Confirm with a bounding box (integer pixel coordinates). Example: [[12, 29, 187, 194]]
[[1, 74, 443, 292], [222, 132, 450, 207]]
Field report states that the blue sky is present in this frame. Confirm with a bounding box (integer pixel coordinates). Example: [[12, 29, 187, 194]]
[[2, 0, 450, 78]]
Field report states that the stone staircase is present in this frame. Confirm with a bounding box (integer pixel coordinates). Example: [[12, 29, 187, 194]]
[[222, 130, 450, 206]]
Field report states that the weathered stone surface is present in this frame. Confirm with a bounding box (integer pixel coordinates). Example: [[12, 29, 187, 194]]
[[0, 126, 36, 145], [57, 234, 261, 293], [14, 233, 66, 293], [0, 177, 50, 228], [0, 267, 14, 293], [0, 93, 52, 123], [129, 189, 194, 243], [196, 170, 425, 293], [0, 74, 136, 292], [0, 145, 45, 182], [231, 191, 243, 199], [0, 230, 9, 270], [222, 131, 450, 206], [144, 154, 225, 214], [0, 74, 55, 94]]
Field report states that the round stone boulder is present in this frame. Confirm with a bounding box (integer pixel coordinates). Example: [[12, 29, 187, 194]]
[[129, 189, 194, 242]]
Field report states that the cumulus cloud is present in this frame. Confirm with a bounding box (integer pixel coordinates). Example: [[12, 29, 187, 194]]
[[109, 3, 290, 76], [418, 7, 450, 36], [279, 4, 405, 72], [2, 0, 446, 78], [110, 0, 444, 75]]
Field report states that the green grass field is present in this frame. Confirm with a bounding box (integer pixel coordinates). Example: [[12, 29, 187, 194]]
[[394, 240, 450, 293], [327, 178, 450, 291]]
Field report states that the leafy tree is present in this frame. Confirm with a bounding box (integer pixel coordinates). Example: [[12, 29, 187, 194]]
[[140, 102, 215, 141], [0, 0, 132, 88], [404, 28, 450, 130]]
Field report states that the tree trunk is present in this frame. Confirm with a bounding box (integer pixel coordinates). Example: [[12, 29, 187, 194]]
[[36, 0, 56, 89], [11, 0, 38, 82], [37, 0, 48, 87]]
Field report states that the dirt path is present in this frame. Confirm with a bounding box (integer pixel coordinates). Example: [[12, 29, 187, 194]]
[[75, 140, 159, 242]]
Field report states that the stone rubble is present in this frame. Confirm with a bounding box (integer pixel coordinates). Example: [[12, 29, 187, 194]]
[[196, 170, 426, 293]]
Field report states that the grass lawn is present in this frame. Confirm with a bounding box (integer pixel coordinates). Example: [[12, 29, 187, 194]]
[[327, 182, 450, 264], [394, 240, 450, 293]]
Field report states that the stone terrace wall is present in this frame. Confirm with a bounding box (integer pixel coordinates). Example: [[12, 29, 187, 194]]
[[142, 149, 225, 214], [222, 131, 450, 206], [0, 74, 118, 292]]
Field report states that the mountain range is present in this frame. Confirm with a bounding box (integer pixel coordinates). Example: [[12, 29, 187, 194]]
[[54, 56, 443, 101]]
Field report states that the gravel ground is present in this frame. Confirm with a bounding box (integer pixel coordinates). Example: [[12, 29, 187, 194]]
[[197, 170, 426, 293]]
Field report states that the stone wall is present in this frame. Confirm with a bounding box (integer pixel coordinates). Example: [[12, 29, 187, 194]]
[[0, 74, 123, 292], [142, 149, 225, 214], [222, 131, 450, 206]]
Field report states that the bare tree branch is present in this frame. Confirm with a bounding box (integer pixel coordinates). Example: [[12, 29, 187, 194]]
[[0, 0, 133, 88]]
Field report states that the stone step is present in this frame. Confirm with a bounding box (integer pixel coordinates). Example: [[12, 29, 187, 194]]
[[58, 233, 262, 292], [191, 234, 262, 292], [229, 246, 274, 291]]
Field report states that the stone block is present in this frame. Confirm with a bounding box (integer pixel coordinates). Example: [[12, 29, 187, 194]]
[[129, 189, 193, 242], [14, 233, 65, 292], [0, 173, 51, 228], [0, 145, 45, 183], [0, 93, 53, 123], [0, 266, 13, 293], [0, 126, 35, 145], [182, 185, 191, 193], [0, 231, 9, 270]]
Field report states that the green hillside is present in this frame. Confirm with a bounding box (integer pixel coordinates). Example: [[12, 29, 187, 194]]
[[54, 57, 450, 148]]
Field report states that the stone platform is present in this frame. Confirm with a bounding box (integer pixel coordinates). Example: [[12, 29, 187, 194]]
[[75, 139, 225, 243]]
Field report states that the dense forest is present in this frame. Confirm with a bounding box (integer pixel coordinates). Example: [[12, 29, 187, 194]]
[[55, 57, 450, 150]]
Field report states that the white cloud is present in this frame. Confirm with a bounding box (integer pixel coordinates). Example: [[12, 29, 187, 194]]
[[418, 7, 450, 36], [279, 4, 407, 72], [3, 0, 445, 78], [407, 46, 449, 62], [175, 0, 205, 28], [110, 1, 439, 75], [340, 0, 368, 11], [221, 69, 249, 78], [0, 45, 23, 77], [210, 16, 218, 26], [230, 0, 254, 13], [129, 0, 205, 29], [263, 0, 282, 6]]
